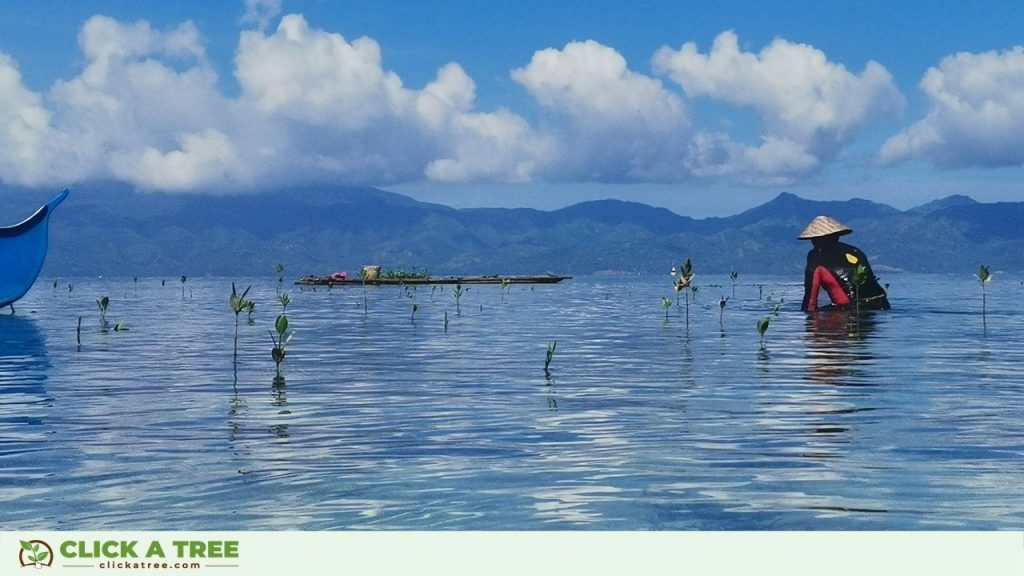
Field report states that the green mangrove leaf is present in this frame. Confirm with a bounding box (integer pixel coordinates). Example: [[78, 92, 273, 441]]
[[977, 265, 992, 284], [852, 263, 868, 287]]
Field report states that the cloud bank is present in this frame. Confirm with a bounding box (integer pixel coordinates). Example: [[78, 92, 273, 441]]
[[0, 11, 1012, 194], [512, 40, 690, 182], [653, 31, 904, 182], [881, 46, 1024, 168]]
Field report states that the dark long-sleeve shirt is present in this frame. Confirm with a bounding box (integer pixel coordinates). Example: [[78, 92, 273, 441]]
[[801, 241, 890, 311]]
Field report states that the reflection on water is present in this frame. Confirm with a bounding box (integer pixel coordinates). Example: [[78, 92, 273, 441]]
[[0, 315, 48, 393], [269, 376, 290, 440], [0, 315, 76, 528], [2, 274, 1024, 530], [803, 310, 877, 387]]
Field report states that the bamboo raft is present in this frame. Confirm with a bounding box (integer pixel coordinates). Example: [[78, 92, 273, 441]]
[[296, 274, 571, 287]]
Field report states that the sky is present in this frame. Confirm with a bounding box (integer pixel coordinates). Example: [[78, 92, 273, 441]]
[[1, 0, 1023, 217]]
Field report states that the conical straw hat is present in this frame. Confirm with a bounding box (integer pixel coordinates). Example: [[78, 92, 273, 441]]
[[798, 215, 852, 239]]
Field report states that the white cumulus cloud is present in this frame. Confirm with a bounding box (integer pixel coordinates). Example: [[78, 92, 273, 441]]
[[512, 40, 690, 181], [880, 46, 1024, 168], [654, 30, 904, 182], [242, 0, 282, 30], [0, 14, 934, 195], [111, 128, 239, 190], [424, 107, 553, 183], [234, 16, 549, 185], [236, 14, 412, 129], [47, 15, 231, 187], [0, 12, 554, 192], [0, 54, 55, 186]]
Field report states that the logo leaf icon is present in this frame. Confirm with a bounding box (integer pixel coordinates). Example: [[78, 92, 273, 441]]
[[19, 540, 46, 563]]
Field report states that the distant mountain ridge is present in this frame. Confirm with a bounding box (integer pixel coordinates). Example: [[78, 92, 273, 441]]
[[2, 183, 1021, 276]]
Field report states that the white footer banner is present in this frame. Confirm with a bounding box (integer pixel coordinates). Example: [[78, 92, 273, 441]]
[[2, 531, 1023, 575]]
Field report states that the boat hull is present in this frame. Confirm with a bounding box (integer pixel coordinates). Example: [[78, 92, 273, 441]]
[[0, 189, 69, 308]]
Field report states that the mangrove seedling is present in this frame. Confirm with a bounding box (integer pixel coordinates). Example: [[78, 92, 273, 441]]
[[276, 262, 286, 293], [730, 269, 739, 298], [381, 268, 430, 280], [269, 292, 293, 376], [444, 310, 449, 333], [268, 312, 293, 377], [453, 284, 468, 315], [757, 315, 771, 351], [501, 278, 512, 302], [77, 316, 82, 348], [977, 264, 992, 331], [719, 296, 729, 328], [114, 320, 128, 332], [544, 340, 557, 376], [669, 266, 677, 302], [96, 296, 110, 326], [851, 263, 869, 334], [411, 302, 419, 324], [662, 296, 673, 322], [245, 301, 256, 323], [229, 283, 252, 360], [852, 263, 868, 309], [673, 259, 695, 329]]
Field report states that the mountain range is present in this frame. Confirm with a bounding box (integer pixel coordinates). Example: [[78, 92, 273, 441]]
[[2, 183, 1022, 277]]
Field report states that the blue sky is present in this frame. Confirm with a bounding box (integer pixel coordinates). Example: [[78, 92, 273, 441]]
[[1, 0, 1023, 216]]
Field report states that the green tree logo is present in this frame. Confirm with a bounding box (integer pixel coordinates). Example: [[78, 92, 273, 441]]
[[19, 540, 54, 568]]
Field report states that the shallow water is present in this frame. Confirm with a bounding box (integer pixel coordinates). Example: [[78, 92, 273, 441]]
[[1, 273, 1022, 530]]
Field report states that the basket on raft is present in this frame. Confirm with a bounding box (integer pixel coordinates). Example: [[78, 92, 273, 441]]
[[361, 265, 381, 281]]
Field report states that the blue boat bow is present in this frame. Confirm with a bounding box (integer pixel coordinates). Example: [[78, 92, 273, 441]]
[[0, 188, 69, 309]]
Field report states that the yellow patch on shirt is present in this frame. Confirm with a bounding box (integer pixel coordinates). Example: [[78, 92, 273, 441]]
[[845, 253, 859, 264]]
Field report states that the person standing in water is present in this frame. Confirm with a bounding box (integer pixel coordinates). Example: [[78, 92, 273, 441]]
[[799, 215, 890, 312]]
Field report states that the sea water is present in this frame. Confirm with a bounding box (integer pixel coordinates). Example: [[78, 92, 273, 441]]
[[1, 273, 1022, 530]]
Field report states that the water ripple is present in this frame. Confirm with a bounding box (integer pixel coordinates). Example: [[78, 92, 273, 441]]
[[1, 274, 1023, 529]]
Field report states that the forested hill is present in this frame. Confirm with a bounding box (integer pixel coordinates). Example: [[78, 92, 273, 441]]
[[2, 183, 1021, 277]]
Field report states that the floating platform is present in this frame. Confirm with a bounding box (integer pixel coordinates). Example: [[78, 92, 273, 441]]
[[296, 274, 571, 287]]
